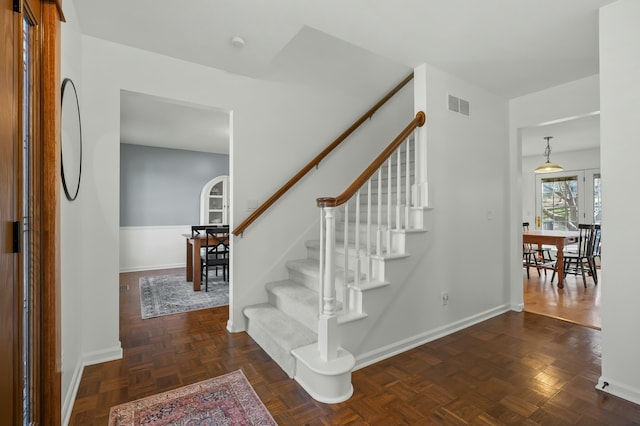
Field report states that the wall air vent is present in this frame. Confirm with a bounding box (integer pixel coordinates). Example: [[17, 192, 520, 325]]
[[448, 94, 470, 117]]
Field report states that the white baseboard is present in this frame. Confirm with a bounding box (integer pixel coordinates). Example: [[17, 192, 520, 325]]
[[353, 304, 511, 370], [120, 262, 186, 273], [597, 376, 640, 405], [62, 344, 123, 426], [62, 358, 84, 426], [83, 345, 123, 366]]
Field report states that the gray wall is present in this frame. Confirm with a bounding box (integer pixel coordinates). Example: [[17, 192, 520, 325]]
[[120, 143, 229, 226]]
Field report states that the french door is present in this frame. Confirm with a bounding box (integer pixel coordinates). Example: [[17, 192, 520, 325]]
[[535, 168, 601, 231]]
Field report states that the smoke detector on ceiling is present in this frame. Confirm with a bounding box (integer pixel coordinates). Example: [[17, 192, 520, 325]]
[[231, 36, 246, 48]]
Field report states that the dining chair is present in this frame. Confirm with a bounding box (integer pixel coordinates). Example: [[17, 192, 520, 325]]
[[522, 222, 543, 278], [593, 224, 602, 266], [201, 225, 230, 291], [590, 224, 601, 276], [523, 222, 554, 266], [191, 224, 208, 237], [552, 223, 599, 287]]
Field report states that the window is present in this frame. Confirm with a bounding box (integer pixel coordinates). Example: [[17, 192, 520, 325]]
[[540, 175, 579, 230], [593, 173, 602, 224], [535, 169, 601, 230]]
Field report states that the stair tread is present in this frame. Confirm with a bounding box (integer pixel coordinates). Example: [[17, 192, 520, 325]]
[[244, 303, 317, 350]]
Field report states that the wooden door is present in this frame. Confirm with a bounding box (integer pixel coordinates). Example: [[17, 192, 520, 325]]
[[0, 0, 21, 425], [0, 0, 20, 423]]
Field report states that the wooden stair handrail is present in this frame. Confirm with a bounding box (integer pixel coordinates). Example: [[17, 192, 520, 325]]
[[232, 72, 415, 236], [316, 111, 425, 208]]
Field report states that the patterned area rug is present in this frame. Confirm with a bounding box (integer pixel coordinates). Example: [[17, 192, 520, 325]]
[[139, 274, 228, 319], [108, 370, 276, 425]]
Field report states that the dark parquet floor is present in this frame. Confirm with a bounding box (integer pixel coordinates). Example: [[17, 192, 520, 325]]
[[69, 268, 640, 425]]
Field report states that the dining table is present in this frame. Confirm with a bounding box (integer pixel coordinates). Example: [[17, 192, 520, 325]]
[[523, 229, 579, 289], [184, 229, 229, 292]]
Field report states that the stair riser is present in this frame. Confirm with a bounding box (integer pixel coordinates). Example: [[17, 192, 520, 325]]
[[307, 243, 372, 260], [287, 268, 349, 299], [267, 288, 318, 333], [288, 268, 318, 291], [268, 296, 318, 333], [245, 319, 297, 377], [306, 247, 379, 281]]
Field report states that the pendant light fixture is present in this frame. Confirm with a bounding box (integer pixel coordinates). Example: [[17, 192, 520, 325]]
[[534, 136, 563, 174]]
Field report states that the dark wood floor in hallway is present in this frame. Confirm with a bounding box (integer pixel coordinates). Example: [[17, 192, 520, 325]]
[[69, 268, 640, 425]]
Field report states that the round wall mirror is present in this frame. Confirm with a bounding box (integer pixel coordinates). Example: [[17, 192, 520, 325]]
[[61, 78, 82, 201]]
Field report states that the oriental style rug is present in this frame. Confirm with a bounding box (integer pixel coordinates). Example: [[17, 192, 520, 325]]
[[108, 370, 276, 425], [139, 274, 228, 319]]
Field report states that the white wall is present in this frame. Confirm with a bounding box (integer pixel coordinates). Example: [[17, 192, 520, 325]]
[[341, 63, 512, 364], [421, 64, 509, 321], [508, 75, 600, 310], [60, 1, 88, 423], [598, 0, 640, 405]]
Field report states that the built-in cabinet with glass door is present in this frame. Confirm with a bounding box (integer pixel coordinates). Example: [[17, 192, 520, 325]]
[[200, 175, 229, 225]]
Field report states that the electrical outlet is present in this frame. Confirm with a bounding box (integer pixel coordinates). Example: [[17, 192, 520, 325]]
[[441, 291, 449, 306]]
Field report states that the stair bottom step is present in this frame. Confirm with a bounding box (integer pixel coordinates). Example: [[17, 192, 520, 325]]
[[244, 303, 317, 378]]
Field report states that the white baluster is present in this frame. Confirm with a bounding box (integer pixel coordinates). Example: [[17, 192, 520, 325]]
[[396, 149, 401, 230], [405, 138, 411, 228], [414, 129, 422, 207], [376, 169, 382, 256], [354, 191, 361, 288], [318, 208, 325, 315], [366, 180, 372, 282], [343, 202, 349, 314], [386, 159, 392, 254], [319, 206, 338, 362]]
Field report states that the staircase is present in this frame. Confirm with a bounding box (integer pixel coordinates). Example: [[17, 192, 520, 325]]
[[243, 116, 428, 403]]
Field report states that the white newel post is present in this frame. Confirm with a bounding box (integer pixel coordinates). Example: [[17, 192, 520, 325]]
[[319, 206, 338, 362]]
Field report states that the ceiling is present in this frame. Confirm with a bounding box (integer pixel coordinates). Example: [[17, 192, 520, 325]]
[[76, 0, 612, 154], [120, 91, 230, 154], [521, 113, 600, 157]]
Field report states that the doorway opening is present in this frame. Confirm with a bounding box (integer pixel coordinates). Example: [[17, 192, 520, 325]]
[[118, 90, 232, 321], [520, 113, 601, 329]]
